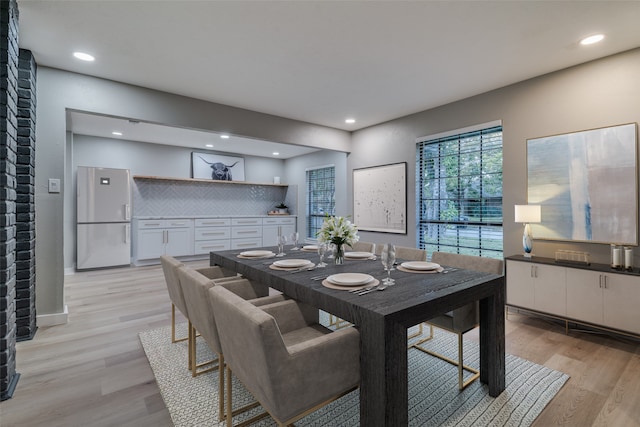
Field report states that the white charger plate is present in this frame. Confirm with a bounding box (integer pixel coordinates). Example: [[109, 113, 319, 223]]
[[240, 250, 274, 257], [327, 273, 374, 286], [302, 245, 319, 251], [344, 251, 373, 259], [400, 261, 440, 271], [273, 259, 314, 268]]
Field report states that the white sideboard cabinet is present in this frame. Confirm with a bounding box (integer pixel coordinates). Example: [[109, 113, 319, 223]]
[[506, 255, 640, 337], [193, 218, 231, 255]]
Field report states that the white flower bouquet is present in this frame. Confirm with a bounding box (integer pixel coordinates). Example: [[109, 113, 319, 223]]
[[317, 215, 359, 248]]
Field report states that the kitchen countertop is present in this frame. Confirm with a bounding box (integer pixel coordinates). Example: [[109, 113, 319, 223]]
[[133, 215, 296, 220]]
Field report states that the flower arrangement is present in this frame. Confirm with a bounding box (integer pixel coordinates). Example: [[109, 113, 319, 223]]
[[317, 215, 359, 252]]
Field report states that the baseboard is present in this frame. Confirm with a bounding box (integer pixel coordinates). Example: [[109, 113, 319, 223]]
[[64, 267, 76, 275], [37, 305, 69, 326]]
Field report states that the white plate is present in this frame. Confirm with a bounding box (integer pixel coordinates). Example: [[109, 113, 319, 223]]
[[273, 259, 314, 268], [327, 273, 374, 286], [240, 250, 274, 257], [344, 251, 373, 259], [302, 245, 319, 251], [400, 261, 441, 271]]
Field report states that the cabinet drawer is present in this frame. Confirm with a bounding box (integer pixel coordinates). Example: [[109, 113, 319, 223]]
[[231, 226, 262, 239], [262, 217, 296, 225], [136, 220, 166, 229], [195, 218, 231, 227], [231, 218, 262, 226], [195, 240, 231, 254], [165, 219, 193, 228], [231, 238, 263, 250], [195, 227, 231, 241]]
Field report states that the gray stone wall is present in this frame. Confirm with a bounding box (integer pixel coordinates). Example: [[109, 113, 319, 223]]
[[0, 0, 20, 401], [16, 49, 36, 341]]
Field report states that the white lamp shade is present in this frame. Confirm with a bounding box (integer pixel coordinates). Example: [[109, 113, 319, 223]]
[[514, 205, 541, 223]]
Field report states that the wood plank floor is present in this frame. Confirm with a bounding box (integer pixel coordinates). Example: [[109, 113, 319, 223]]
[[1, 260, 639, 426]]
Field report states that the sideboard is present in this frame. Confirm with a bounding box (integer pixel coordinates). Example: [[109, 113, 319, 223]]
[[506, 255, 640, 338]]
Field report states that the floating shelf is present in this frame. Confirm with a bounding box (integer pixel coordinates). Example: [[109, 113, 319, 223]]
[[133, 175, 288, 187]]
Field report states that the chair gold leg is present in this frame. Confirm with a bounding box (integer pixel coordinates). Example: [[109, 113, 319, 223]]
[[226, 366, 233, 427], [218, 353, 225, 422], [190, 323, 219, 377], [222, 366, 264, 425], [411, 326, 479, 390], [171, 304, 188, 344], [407, 322, 423, 341]]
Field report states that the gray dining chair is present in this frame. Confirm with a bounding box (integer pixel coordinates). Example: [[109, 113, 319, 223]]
[[177, 266, 286, 421], [209, 285, 360, 427], [346, 241, 376, 253], [411, 251, 504, 390]]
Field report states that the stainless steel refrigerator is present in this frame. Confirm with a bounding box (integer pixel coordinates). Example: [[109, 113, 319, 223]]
[[76, 166, 131, 270]]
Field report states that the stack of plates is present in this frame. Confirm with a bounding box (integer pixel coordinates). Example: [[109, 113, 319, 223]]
[[239, 250, 275, 258], [326, 273, 374, 287], [302, 245, 319, 252], [400, 261, 440, 271], [344, 251, 373, 259], [272, 259, 315, 269]]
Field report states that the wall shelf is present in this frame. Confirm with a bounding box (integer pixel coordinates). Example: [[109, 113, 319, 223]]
[[133, 175, 288, 187]]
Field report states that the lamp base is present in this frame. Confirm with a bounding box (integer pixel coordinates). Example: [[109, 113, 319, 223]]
[[523, 252, 533, 258]]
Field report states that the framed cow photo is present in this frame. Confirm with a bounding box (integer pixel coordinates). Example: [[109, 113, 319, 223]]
[[191, 152, 246, 182]]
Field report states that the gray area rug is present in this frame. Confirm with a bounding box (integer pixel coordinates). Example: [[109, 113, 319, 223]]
[[140, 317, 568, 426]]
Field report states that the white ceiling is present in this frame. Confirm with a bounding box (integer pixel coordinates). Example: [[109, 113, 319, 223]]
[[17, 1, 640, 152]]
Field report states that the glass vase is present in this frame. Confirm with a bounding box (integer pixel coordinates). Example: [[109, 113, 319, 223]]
[[334, 244, 344, 265]]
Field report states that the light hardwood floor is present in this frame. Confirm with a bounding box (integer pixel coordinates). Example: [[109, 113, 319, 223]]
[[1, 260, 639, 426]]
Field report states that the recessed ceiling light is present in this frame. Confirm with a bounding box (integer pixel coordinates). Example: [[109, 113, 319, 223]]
[[73, 51, 95, 61], [580, 34, 604, 45], [220, 134, 230, 139], [205, 144, 214, 148], [111, 131, 122, 136], [272, 152, 280, 156], [345, 118, 356, 124]]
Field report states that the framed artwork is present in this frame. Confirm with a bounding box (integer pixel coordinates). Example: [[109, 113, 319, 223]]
[[527, 123, 637, 245], [353, 162, 407, 234], [191, 152, 245, 181]]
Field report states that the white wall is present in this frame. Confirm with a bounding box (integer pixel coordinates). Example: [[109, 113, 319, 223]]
[[350, 48, 640, 263], [284, 150, 349, 239]]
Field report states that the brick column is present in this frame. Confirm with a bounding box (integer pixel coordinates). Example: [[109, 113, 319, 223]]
[[0, 0, 20, 401], [16, 49, 36, 341]]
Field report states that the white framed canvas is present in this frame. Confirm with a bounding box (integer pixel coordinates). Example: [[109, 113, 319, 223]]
[[353, 162, 407, 234], [192, 152, 245, 181], [527, 123, 637, 245]]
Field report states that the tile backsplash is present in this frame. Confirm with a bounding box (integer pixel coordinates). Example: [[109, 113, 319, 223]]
[[133, 178, 297, 217]]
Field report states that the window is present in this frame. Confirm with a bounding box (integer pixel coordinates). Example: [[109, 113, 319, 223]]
[[306, 165, 335, 239], [416, 124, 503, 259]]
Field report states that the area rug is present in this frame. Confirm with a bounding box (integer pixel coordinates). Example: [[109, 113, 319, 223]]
[[140, 318, 568, 426]]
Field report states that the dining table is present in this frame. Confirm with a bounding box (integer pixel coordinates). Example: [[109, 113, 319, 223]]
[[210, 247, 505, 427]]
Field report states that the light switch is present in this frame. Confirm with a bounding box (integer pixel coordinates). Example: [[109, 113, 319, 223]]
[[48, 178, 60, 193]]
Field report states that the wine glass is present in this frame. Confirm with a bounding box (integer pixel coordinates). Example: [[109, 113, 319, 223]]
[[290, 232, 300, 250], [317, 242, 327, 267], [381, 243, 396, 285], [276, 234, 288, 257]]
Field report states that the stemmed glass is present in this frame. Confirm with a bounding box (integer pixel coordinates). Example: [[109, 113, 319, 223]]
[[290, 232, 300, 250], [317, 242, 328, 267], [276, 234, 288, 257], [381, 243, 396, 285]]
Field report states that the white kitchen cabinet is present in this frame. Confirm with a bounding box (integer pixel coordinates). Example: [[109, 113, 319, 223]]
[[134, 219, 194, 260], [194, 218, 231, 255], [231, 217, 263, 250], [262, 216, 296, 247], [507, 255, 640, 337], [506, 260, 566, 316]]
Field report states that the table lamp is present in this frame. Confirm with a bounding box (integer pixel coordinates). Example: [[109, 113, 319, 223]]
[[514, 205, 541, 257]]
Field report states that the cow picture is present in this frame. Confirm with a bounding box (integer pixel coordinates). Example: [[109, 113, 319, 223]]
[[191, 152, 246, 181]]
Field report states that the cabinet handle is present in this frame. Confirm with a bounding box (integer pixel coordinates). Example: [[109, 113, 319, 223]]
[[145, 223, 161, 227], [163, 230, 168, 244], [202, 232, 225, 236], [604, 275, 608, 289], [599, 274, 603, 288], [237, 231, 257, 234]]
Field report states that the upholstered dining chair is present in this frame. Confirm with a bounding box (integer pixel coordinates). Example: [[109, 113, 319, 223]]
[[177, 266, 285, 421], [411, 252, 504, 390], [346, 241, 376, 253], [160, 255, 236, 351], [209, 285, 360, 427], [374, 244, 427, 261]]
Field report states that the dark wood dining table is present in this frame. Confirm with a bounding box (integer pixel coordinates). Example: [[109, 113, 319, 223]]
[[210, 247, 505, 426]]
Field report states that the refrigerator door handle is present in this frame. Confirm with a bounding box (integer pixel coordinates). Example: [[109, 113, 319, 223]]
[[124, 224, 130, 244], [124, 204, 131, 221]]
